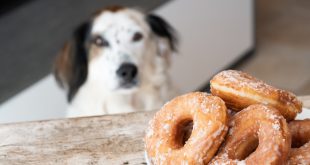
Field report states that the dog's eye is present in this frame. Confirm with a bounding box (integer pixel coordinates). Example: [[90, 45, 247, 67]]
[[92, 36, 109, 47], [132, 32, 143, 42]]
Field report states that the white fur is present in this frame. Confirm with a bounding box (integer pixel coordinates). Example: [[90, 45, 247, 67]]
[[66, 8, 178, 117]]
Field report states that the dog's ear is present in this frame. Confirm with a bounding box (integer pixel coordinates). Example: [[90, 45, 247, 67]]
[[146, 14, 178, 55], [54, 21, 91, 102]]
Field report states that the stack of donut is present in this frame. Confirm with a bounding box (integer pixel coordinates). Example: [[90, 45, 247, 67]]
[[145, 70, 309, 165]]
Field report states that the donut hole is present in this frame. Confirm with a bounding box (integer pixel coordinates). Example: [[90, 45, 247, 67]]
[[174, 119, 193, 148], [291, 139, 309, 148], [235, 135, 259, 160]]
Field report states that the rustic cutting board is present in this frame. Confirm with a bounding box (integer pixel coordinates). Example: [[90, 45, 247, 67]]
[[0, 111, 155, 165]]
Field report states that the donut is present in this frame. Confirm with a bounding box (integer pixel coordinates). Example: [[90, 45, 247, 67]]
[[289, 119, 310, 148], [287, 119, 310, 165], [144, 92, 228, 165], [210, 70, 302, 121], [210, 104, 291, 165]]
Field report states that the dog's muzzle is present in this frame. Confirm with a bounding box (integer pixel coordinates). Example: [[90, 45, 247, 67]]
[[116, 63, 138, 88]]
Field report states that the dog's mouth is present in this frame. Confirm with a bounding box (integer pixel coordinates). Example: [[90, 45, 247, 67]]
[[115, 79, 139, 94], [119, 78, 139, 89]]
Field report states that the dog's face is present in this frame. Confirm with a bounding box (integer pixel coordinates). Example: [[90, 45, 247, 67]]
[[54, 6, 177, 102], [89, 9, 153, 92]]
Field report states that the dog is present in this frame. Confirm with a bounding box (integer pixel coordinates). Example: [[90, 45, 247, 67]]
[[54, 6, 178, 117]]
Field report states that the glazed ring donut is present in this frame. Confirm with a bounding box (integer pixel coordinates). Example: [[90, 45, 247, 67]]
[[144, 92, 228, 165], [210, 70, 303, 121], [287, 119, 310, 165], [210, 104, 291, 165]]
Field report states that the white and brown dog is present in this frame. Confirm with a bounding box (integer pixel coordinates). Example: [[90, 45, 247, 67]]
[[54, 6, 178, 117]]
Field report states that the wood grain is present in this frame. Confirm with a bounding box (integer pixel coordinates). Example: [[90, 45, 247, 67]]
[[0, 111, 155, 165]]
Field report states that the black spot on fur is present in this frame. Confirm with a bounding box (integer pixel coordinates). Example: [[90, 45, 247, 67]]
[[146, 14, 178, 51], [67, 21, 92, 102]]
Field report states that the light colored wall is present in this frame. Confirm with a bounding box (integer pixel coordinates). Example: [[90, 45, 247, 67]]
[[158, 0, 254, 92], [0, 76, 67, 123]]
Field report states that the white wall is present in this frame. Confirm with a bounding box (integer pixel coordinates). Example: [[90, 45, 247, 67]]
[[158, 0, 254, 92], [0, 0, 256, 123], [0, 76, 67, 123]]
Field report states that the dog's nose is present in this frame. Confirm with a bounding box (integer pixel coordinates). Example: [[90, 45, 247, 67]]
[[116, 63, 138, 82]]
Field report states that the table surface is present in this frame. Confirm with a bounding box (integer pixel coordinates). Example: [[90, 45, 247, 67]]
[[0, 96, 309, 164]]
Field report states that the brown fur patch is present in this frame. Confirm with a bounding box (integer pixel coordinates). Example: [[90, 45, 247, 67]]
[[88, 44, 103, 60], [93, 5, 124, 17], [54, 42, 73, 87]]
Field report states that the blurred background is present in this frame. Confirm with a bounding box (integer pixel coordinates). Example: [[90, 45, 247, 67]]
[[237, 0, 310, 95], [0, 0, 309, 123]]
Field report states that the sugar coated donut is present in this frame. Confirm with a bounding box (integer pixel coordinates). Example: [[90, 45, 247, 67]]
[[210, 104, 291, 165], [210, 70, 302, 121], [144, 92, 228, 165], [287, 119, 310, 165]]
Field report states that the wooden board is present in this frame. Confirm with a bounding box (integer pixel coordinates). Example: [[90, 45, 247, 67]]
[[0, 96, 309, 164], [0, 111, 155, 165]]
